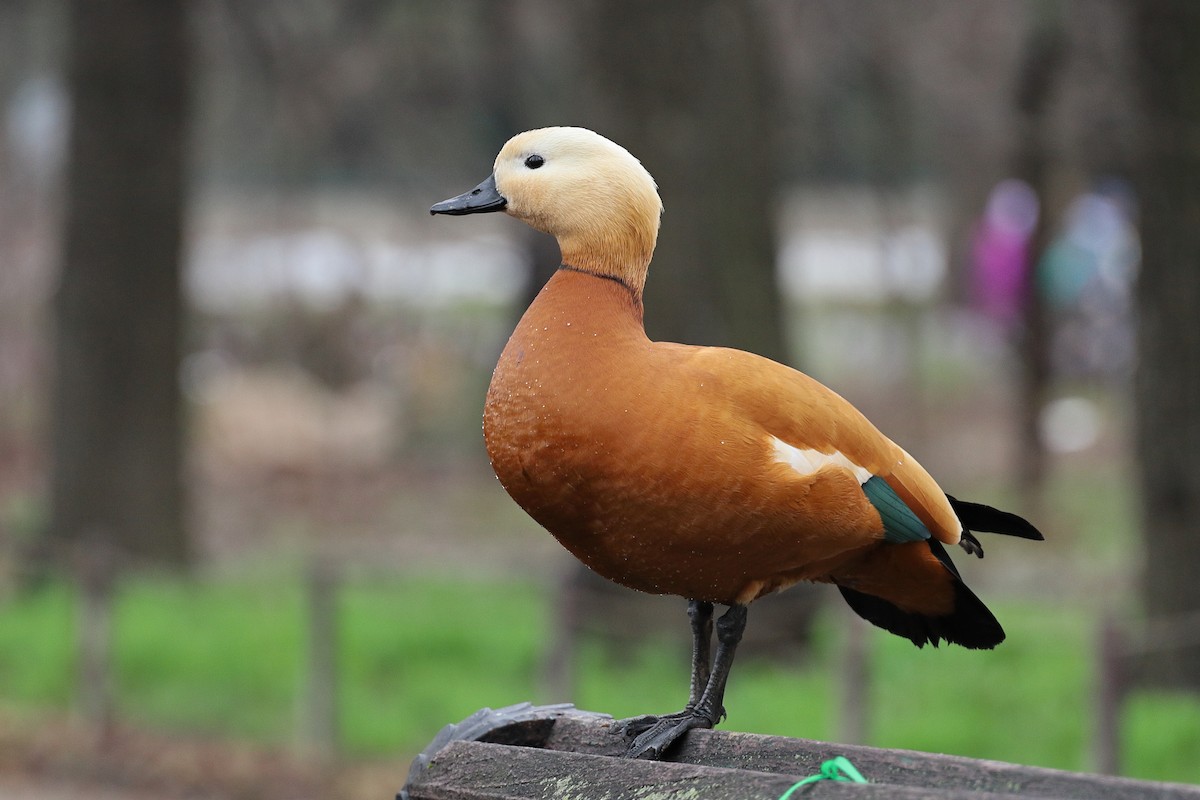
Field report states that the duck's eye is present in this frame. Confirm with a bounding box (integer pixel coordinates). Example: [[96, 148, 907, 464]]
[[524, 154, 545, 169]]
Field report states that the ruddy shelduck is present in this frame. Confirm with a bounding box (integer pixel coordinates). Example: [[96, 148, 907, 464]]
[[431, 126, 1042, 759]]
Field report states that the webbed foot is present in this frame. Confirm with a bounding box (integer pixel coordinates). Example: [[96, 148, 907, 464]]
[[619, 707, 721, 759], [617, 603, 746, 760]]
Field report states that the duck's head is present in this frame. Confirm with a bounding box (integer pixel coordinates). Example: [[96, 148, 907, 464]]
[[431, 127, 663, 293]]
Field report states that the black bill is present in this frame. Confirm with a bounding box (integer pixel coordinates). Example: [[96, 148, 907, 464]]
[[430, 173, 507, 216]]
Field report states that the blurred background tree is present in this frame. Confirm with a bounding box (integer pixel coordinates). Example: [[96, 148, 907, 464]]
[[575, 0, 785, 361], [1010, 3, 1068, 511], [49, 0, 192, 568], [1129, 0, 1200, 692], [526, 0, 822, 698], [44, 0, 193, 740]]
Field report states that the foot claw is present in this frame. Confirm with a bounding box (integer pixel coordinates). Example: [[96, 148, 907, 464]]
[[619, 709, 717, 760], [959, 531, 985, 558], [615, 714, 661, 739]]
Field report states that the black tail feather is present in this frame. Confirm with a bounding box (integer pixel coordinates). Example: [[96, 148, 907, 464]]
[[837, 541, 1005, 650], [946, 495, 1044, 541]]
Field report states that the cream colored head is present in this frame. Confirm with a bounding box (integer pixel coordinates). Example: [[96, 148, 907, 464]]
[[433, 127, 662, 293]]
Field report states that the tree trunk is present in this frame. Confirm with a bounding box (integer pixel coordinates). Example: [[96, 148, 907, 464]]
[[536, 1, 820, 676], [48, 0, 192, 567], [575, 0, 787, 362], [1129, 0, 1200, 690], [1011, 7, 1067, 511]]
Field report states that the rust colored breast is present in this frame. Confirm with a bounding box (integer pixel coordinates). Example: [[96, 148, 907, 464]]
[[483, 270, 890, 605]]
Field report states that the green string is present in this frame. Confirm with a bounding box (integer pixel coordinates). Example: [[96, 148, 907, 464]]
[[777, 757, 868, 799]]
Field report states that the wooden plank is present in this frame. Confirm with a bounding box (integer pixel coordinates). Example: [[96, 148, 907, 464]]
[[404, 740, 1037, 800], [399, 706, 1200, 800], [539, 716, 1200, 800]]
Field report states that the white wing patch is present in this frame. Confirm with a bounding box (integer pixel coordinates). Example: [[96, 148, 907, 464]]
[[769, 436, 873, 485]]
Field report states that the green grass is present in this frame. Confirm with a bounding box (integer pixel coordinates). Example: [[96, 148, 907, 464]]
[[1125, 692, 1200, 783], [870, 610, 1092, 770], [114, 577, 305, 740], [0, 581, 76, 707], [337, 577, 546, 752], [0, 572, 1197, 785]]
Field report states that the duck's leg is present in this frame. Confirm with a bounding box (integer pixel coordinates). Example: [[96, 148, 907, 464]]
[[681, 599, 715, 707], [620, 600, 714, 736], [623, 603, 747, 760]]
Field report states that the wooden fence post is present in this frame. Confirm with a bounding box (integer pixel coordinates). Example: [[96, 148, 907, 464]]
[[1092, 614, 1126, 776], [837, 611, 871, 744], [74, 532, 118, 747], [305, 555, 339, 757], [540, 565, 582, 703]]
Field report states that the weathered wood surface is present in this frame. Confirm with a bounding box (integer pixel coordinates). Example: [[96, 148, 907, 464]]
[[408, 740, 1037, 800], [541, 716, 1200, 800], [400, 706, 1200, 800]]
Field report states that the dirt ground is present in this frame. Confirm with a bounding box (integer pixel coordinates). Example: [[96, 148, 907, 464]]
[[0, 712, 409, 800], [0, 776, 166, 800]]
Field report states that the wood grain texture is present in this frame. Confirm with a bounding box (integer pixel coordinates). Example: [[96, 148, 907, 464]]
[[402, 713, 1200, 800]]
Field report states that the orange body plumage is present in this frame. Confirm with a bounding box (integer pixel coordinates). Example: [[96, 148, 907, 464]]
[[485, 269, 950, 611]]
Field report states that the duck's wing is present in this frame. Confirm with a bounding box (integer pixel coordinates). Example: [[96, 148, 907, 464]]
[[688, 346, 962, 546]]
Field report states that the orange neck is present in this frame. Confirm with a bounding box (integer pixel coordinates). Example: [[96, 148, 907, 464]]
[[523, 266, 646, 336], [557, 234, 653, 301]]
